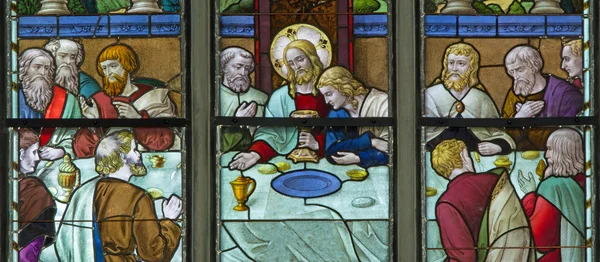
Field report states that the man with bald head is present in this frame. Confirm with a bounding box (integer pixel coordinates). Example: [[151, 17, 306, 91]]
[[219, 47, 268, 152], [43, 38, 100, 99]]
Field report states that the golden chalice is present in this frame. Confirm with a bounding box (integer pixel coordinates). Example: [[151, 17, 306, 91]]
[[57, 154, 81, 203], [287, 110, 320, 163], [230, 176, 256, 211]]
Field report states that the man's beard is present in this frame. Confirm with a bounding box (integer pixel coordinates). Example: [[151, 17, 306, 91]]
[[295, 68, 315, 85], [55, 63, 79, 95], [226, 74, 250, 92], [443, 71, 469, 92], [103, 72, 128, 97], [129, 163, 147, 176], [21, 74, 54, 112], [544, 161, 555, 178], [514, 79, 533, 96]]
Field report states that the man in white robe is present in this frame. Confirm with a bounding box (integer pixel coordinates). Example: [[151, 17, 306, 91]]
[[316, 66, 389, 167], [219, 47, 268, 152], [425, 43, 515, 155]]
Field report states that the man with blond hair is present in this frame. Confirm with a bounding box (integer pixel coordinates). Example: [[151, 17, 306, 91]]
[[73, 43, 178, 157], [561, 39, 584, 89], [55, 130, 182, 261], [425, 43, 515, 156], [518, 128, 585, 262], [229, 39, 328, 170], [432, 139, 533, 262], [316, 66, 388, 167]]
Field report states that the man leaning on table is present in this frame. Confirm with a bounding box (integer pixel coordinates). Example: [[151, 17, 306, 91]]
[[55, 130, 182, 262], [432, 139, 534, 262]]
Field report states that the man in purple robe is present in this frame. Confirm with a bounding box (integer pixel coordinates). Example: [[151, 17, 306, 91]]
[[502, 45, 583, 150]]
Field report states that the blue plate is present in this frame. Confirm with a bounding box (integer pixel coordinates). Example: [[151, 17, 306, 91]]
[[271, 169, 342, 198]]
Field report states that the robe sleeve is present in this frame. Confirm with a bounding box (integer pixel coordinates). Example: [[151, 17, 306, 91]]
[[133, 195, 182, 262], [326, 131, 373, 155], [559, 88, 584, 117], [133, 127, 175, 151], [248, 141, 279, 163], [521, 193, 561, 253], [436, 203, 476, 262], [356, 148, 389, 168]]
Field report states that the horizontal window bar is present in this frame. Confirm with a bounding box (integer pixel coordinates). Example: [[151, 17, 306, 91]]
[[6, 118, 186, 127], [419, 117, 597, 127], [213, 117, 394, 127]]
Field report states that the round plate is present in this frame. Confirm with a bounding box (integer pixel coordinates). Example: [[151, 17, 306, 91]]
[[271, 169, 341, 198]]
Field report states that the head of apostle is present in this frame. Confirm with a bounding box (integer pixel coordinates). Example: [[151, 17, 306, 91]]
[[220, 47, 255, 93], [505, 45, 544, 97], [561, 39, 583, 79], [18, 48, 56, 112], [97, 44, 139, 97], [316, 66, 368, 110], [544, 128, 584, 179], [431, 139, 474, 180], [283, 40, 324, 97], [43, 39, 84, 96], [18, 128, 41, 174], [95, 130, 146, 177], [441, 43, 480, 92]]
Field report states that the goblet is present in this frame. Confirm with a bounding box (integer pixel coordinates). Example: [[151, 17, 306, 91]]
[[230, 176, 256, 211], [57, 154, 81, 203], [287, 110, 320, 163]]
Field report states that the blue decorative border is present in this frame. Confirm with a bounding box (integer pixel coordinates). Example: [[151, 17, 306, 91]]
[[424, 15, 583, 37], [18, 14, 181, 38], [220, 16, 254, 38], [353, 14, 388, 37]]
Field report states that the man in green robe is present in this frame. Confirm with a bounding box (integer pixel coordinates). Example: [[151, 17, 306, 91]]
[[219, 47, 268, 152]]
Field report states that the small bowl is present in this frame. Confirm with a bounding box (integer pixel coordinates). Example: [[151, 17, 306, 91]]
[[147, 155, 166, 168], [147, 187, 164, 199], [346, 169, 368, 181], [494, 156, 512, 168]]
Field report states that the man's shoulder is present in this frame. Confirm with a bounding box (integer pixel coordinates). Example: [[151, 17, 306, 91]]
[[425, 83, 445, 94], [548, 75, 579, 92], [246, 86, 268, 102]]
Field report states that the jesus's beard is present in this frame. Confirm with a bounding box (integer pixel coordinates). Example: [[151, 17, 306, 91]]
[[55, 63, 79, 96], [443, 71, 469, 92], [21, 74, 54, 112], [514, 79, 533, 96], [103, 72, 128, 97], [226, 74, 250, 92], [295, 69, 315, 85]]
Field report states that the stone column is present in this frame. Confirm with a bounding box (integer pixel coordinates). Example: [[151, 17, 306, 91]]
[[36, 0, 71, 15], [530, 0, 564, 14], [441, 0, 476, 15], [127, 0, 163, 13]]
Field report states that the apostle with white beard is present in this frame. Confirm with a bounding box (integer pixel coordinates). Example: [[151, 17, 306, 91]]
[[43, 39, 101, 99], [18, 48, 82, 160], [424, 43, 515, 156]]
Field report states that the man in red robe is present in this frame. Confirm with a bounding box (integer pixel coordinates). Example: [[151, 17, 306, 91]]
[[432, 139, 533, 261], [74, 44, 178, 158], [518, 128, 586, 262], [229, 40, 328, 170], [18, 48, 82, 160]]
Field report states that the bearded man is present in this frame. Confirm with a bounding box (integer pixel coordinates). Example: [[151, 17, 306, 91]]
[[18, 48, 82, 160], [229, 39, 328, 170], [219, 47, 268, 152], [518, 128, 585, 262], [73, 43, 178, 157], [432, 139, 533, 262], [561, 39, 584, 89], [55, 130, 182, 261], [424, 43, 515, 156], [43, 38, 101, 98], [502, 45, 583, 150]]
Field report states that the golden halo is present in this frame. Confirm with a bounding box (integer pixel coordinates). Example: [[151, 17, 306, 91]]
[[270, 23, 333, 80]]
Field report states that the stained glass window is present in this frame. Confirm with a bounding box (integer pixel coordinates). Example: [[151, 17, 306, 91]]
[[2, 0, 189, 261], [215, 0, 395, 260], [421, 0, 596, 261]]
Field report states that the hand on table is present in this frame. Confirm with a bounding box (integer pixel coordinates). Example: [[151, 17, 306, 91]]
[[514, 100, 544, 118], [477, 142, 502, 156], [331, 152, 361, 165], [39, 146, 66, 161], [517, 170, 537, 194], [229, 152, 260, 170], [371, 138, 389, 154], [162, 195, 182, 220], [298, 132, 319, 151]]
